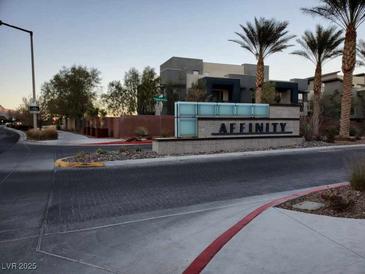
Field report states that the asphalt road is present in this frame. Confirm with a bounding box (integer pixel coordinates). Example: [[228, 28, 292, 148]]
[[0, 126, 364, 273]]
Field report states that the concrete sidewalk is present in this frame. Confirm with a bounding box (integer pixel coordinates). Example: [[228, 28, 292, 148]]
[[3, 127, 136, 146], [26, 130, 126, 146], [202, 206, 365, 274]]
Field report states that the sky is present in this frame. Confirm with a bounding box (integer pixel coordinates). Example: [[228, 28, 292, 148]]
[[1, 0, 365, 109]]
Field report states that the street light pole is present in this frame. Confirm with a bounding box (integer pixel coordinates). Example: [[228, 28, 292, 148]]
[[0, 20, 38, 129]]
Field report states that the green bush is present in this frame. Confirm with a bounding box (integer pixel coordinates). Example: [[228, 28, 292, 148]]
[[96, 148, 107, 155], [302, 123, 313, 141], [350, 128, 357, 137], [351, 161, 365, 192], [26, 128, 58, 140], [325, 127, 338, 143], [134, 127, 149, 137]]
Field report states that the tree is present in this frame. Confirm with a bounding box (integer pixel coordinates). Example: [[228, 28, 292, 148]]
[[101, 81, 131, 116], [124, 68, 140, 114], [230, 17, 295, 103], [357, 39, 365, 66], [292, 25, 344, 138], [138, 67, 160, 115], [14, 97, 34, 127], [163, 83, 180, 115], [303, 0, 365, 138], [186, 83, 207, 102], [261, 82, 277, 104], [41, 66, 100, 120], [13, 97, 48, 127]]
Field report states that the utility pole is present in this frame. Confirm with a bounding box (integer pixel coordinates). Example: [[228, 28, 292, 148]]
[[0, 20, 38, 129]]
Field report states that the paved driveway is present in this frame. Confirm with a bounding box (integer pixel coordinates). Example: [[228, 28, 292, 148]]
[[0, 126, 364, 273]]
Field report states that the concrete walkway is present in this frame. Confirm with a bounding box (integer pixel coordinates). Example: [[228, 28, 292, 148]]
[[201, 204, 365, 274], [3, 127, 129, 146], [27, 130, 126, 146]]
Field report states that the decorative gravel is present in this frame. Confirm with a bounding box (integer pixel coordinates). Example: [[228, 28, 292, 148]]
[[278, 185, 365, 219], [64, 140, 337, 164], [65, 149, 162, 163]]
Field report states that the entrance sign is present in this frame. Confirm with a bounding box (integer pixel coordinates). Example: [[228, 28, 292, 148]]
[[175, 102, 269, 138], [153, 102, 302, 155]]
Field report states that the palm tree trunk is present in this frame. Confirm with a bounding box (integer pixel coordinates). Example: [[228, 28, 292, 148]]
[[339, 26, 357, 138], [255, 56, 265, 103], [312, 63, 322, 139]]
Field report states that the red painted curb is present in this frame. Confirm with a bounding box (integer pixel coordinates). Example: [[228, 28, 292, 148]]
[[183, 182, 348, 274]]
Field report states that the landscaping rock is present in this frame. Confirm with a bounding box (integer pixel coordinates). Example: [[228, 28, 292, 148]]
[[292, 201, 325, 211]]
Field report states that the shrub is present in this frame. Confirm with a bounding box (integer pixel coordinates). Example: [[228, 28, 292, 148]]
[[350, 128, 357, 137], [321, 191, 354, 211], [161, 129, 172, 138], [134, 127, 149, 137], [135, 147, 142, 153], [26, 128, 58, 140], [324, 127, 338, 143], [302, 123, 313, 141], [96, 148, 107, 155], [351, 161, 365, 192], [119, 147, 128, 153]]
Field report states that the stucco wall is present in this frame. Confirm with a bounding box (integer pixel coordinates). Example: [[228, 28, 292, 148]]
[[203, 62, 245, 77], [269, 106, 300, 119], [153, 137, 304, 155]]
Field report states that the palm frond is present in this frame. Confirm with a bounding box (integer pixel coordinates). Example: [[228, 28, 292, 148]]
[[356, 39, 365, 66], [302, 0, 365, 29], [291, 24, 344, 65], [229, 17, 295, 60]]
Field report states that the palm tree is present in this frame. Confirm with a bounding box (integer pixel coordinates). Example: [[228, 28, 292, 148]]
[[357, 39, 365, 66], [303, 0, 365, 138], [230, 17, 295, 103], [292, 25, 344, 138]]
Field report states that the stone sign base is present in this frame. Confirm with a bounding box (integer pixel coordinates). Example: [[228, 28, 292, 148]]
[[153, 136, 304, 155]]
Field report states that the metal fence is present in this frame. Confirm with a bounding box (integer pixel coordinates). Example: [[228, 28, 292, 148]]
[[175, 102, 270, 138]]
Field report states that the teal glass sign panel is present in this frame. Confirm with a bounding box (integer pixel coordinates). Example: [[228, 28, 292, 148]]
[[236, 104, 253, 117], [217, 104, 235, 116], [253, 104, 269, 117], [177, 103, 196, 117], [197, 103, 216, 116], [174, 102, 269, 138], [178, 118, 196, 137]]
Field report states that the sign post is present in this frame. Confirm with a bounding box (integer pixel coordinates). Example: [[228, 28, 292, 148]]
[[153, 95, 167, 116], [0, 20, 38, 129]]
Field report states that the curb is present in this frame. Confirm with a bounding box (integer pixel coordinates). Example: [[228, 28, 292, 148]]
[[1, 126, 27, 142], [55, 157, 105, 168], [84, 140, 152, 146], [183, 182, 349, 274]]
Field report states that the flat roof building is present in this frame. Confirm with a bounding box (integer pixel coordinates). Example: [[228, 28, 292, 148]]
[[160, 57, 300, 110], [160, 57, 269, 103]]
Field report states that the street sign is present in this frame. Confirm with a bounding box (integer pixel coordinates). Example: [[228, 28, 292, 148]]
[[29, 105, 40, 113], [153, 95, 167, 102]]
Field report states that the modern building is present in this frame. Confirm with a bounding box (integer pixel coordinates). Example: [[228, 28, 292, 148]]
[[294, 71, 365, 118], [160, 57, 300, 106]]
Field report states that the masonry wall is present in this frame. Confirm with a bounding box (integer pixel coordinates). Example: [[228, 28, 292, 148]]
[[153, 105, 302, 154], [79, 115, 174, 138], [153, 137, 304, 155]]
